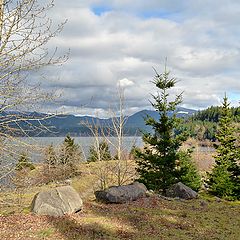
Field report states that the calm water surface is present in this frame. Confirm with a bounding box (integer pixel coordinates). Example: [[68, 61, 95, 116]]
[[21, 136, 143, 162]]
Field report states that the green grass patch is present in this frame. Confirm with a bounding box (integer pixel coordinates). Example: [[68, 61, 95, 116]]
[[36, 228, 55, 239]]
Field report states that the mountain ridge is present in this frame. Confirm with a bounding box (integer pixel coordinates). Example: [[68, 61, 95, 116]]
[[1, 107, 196, 137]]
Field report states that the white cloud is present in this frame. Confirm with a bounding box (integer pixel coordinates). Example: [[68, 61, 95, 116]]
[[38, 0, 240, 116], [118, 78, 134, 88]]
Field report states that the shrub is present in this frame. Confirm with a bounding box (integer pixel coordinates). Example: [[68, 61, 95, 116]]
[[40, 135, 82, 184], [15, 152, 35, 171], [88, 140, 112, 162]]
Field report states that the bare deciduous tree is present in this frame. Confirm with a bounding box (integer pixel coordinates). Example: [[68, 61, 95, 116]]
[[0, 0, 67, 183], [83, 86, 137, 189]]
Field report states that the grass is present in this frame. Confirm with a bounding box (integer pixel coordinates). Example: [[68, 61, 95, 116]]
[[0, 155, 240, 239], [37, 228, 55, 239], [0, 195, 239, 240]]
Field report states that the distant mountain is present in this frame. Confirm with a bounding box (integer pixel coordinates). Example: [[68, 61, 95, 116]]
[[0, 107, 196, 137], [38, 107, 196, 136], [124, 107, 196, 135]]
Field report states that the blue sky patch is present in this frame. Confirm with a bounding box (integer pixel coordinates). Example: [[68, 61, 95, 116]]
[[92, 6, 112, 16], [138, 9, 180, 21], [228, 92, 240, 101]]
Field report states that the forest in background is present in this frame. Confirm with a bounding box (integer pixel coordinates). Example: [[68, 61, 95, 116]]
[[180, 106, 240, 142]]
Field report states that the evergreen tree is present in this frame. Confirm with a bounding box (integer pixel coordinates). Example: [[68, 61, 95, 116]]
[[207, 95, 240, 199], [15, 152, 35, 171], [88, 140, 112, 162], [136, 68, 200, 193], [59, 135, 82, 166], [44, 144, 57, 166], [129, 145, 141, 160], [177, 150, 201, 191]]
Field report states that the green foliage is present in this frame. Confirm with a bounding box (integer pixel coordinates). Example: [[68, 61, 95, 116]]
[[177, 150, 202, 191], [44, 144, 57, 166], [15, 152, 35, 171], [87, 140, 112, 162], [59, 135, 82, 166], [192, 105, 240, 123], [136, 68, 201, 193], [129, 145, 141, 160], [207, 96, 240, 200], [178, 120, 217, 141], [177, 104, 240, 142], [41, 136, 82, 183]]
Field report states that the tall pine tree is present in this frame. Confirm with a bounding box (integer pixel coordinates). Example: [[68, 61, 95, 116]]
[[207, 95, 240, 199], [136, 68, 201, 193]]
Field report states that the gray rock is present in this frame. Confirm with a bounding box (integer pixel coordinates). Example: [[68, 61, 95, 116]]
[[95, 182, 147, 203], [31, 186, 83, 216], [166, 182, 197, 200]]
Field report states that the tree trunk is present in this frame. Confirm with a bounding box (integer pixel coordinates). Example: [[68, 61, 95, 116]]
[[0, 0, 3, 43]]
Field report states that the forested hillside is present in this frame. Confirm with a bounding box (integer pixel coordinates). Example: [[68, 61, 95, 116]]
[[179, 106, 240, 141], [192, 106, 240, 122]]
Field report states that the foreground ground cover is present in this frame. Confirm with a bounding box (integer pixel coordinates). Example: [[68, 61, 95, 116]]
[[0, 151, 239, 240], [0, 195, 240, 240]]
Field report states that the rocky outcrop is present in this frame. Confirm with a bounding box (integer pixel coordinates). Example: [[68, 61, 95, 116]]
[[165, 182, 197, 199], [31, 186, 83, 217], [95, 182, 147, 203]]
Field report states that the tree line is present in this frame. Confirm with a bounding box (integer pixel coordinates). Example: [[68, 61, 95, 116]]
[[192, 106, 240, 122]]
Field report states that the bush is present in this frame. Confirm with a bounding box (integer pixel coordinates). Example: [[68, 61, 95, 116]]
[[15, 152, 35, 171], [44, 144, 57, 166], [40, 135, 82, 184], [88, 140, 112, 162]]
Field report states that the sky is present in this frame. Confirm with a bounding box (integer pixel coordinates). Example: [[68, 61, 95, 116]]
[[43, 0, 240, 117]]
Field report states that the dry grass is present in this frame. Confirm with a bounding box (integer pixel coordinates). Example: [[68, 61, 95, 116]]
[[0, 196, 239, 240], [0, 158, 240, 240], [182, 138, 215, 172]]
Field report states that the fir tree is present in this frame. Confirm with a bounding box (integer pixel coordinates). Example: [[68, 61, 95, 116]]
[[15, 152, 35, 171], [130, 145, 141, 160], [88, 140, 112, 162], [136, 68, 200, 193], [207, 95, 240, 199], [60, 135, 82, 166], [177, 150, 201, 191], [44, 144, 57, 166]]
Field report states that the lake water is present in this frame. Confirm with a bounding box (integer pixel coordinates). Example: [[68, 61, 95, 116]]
[[3, 136, 214, 164], [0, 136, 214, 187], [0, 136, 143, 187], [20, 136, 144, 162]]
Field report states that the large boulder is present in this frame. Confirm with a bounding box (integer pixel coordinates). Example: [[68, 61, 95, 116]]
[[165, 182, 197, 200], [95, 182, 147, 203], [31, 186, 83, 217]]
